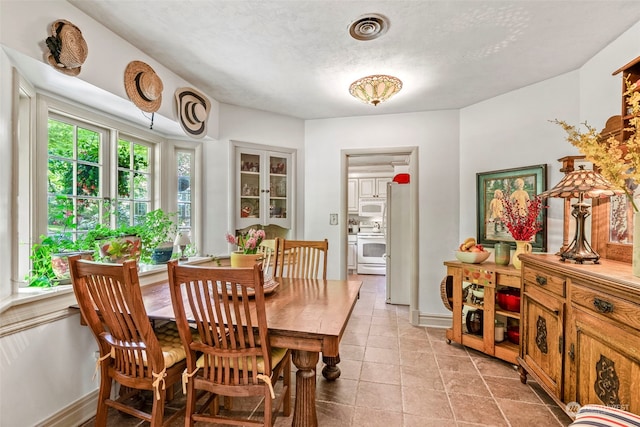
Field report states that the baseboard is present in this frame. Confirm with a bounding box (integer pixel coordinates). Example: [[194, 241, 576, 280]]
[[417, 312, 452, 329], [36, 390, 97, 427]]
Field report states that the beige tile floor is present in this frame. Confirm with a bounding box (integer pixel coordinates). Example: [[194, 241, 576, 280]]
[[83, 274, 573, 427]]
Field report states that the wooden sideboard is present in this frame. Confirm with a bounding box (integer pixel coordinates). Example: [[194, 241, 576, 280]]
[[518, 253, 640, 417], [444, 261, 522, 364]]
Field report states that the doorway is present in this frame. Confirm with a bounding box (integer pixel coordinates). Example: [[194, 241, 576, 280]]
[[342, 147, 419, 325]]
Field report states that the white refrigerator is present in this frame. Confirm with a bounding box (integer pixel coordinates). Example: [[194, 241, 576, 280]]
[[385, 182, 411, 305]]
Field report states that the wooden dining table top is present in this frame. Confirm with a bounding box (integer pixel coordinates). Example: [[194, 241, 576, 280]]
[[141, 276, 363, 357]]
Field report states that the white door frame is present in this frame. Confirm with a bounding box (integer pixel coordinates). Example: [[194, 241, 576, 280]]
[[341, 147, 420, 325]]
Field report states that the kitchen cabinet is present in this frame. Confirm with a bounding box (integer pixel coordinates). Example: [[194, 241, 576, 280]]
[[236, 147, 292, 229], [347, 235, 357, 272], [348, 179, 359, 213], [518, 254, 640, 418], [444, 261, 521, 364], [358, 177, 391, 198]]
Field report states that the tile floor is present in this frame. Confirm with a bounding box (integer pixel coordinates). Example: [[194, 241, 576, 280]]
[[84, 274, 573, 426]]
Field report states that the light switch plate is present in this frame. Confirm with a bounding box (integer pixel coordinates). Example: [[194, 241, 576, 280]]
[[330, 213, 338, 225]]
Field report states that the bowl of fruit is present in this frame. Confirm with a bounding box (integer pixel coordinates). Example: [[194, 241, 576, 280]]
[[455, 238, 490, 264]]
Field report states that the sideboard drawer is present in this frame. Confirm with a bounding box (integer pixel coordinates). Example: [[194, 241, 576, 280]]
[[522, 266, 565, 297], [572, 282, 640, 333]]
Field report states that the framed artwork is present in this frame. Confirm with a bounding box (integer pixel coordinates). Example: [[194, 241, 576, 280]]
[[477, 164, 547, 251]]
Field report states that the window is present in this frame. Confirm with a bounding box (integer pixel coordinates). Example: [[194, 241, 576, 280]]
[[47, 116, 106, 242], [115, 137, 152, 228], [176, 150, 193, 231]]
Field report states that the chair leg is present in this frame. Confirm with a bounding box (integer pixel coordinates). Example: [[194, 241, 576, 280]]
[[94, 374, 113, 427], [149, 392, 166, 427], [184, 383, 197, 427], [264, 386, 273, 427]]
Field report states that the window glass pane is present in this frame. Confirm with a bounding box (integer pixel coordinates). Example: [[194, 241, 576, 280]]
[[134, 202, 148, 226], [77, 163, 99, 196], [134, 172, 149, 199], [177, 151, 192, 229], [77, 127, 100, 162], [48, 119, 74, 158], [118, 139, 130, 168], [118, 170, 131, 197], [116, 201, 131, 228], [47, 195, 73, 236], [77, 198, 101, 232], [134, 143, 149, 173], [48, 159, 73, 194]]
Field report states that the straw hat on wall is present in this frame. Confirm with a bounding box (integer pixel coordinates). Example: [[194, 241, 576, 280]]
[[174, 87, 211, 139], [124, 60, 163, 113], [45, 19, 88, 76]]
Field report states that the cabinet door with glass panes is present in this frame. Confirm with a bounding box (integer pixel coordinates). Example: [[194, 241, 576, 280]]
[[236, 148, 291, 229]]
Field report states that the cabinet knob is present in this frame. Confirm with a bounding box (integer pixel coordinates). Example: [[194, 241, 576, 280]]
[[535, 275, 547, 286], [593, 298, 614, 314]]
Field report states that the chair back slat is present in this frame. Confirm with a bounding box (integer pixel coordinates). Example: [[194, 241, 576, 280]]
[[258, 239, 277, 280], [275, 238, 328, 280], [69, 258, 165, 378], [168, 262, 271, 387]]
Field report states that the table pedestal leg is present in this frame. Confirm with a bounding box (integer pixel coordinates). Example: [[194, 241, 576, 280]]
[[292, 350, 319, 427], [321, 354, 341, 381]]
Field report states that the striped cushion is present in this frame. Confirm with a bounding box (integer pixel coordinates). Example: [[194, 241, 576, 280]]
[[570, 405, 640, 427]]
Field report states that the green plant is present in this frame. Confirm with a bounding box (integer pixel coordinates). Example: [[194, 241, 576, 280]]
[[136, 209, 178, 263]]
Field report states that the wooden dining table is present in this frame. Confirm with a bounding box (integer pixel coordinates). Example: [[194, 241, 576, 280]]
[[141, 276, 362, 427]]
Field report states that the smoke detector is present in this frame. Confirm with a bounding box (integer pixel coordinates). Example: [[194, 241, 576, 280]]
[[348, 14, 389, 41]]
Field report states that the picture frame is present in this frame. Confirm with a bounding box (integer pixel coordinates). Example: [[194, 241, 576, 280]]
[[477, 164, 547, 251]]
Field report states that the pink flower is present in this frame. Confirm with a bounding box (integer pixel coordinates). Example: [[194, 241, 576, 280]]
[[225, 233, 237, 245], [226, 228, 265, 254]]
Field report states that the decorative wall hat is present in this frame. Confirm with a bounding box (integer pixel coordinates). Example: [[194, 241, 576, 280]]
[[45, 19, 88, 76], [174, 87, 211, 139], [124, 60, 163, 113]]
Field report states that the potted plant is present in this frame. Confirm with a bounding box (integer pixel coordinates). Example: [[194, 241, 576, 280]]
[[226, 228, 265, 267], [137, 209, 178, 264]]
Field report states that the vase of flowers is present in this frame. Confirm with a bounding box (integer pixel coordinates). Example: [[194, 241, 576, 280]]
[[553, 77, 640, 274], [226, 228, 266, 268], [501, 195, 546, 269]]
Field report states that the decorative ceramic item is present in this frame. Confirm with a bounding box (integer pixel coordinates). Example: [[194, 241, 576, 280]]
[[512, 240, 532, 269], [494, 242, 511, 266], [51, 250, 94, 280], [230, 252, 262, 268], [97, 235, 141, 264]]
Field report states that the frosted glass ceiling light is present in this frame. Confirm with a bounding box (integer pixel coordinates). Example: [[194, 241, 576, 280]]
[[349, 74, 402, 106]]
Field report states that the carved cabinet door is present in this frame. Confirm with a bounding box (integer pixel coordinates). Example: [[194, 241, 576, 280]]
[[572, 308, 640, 414], [521, 286, 565, 399]]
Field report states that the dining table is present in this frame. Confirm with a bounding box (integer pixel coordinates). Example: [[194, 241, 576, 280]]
[[141, 276, 363, 427]]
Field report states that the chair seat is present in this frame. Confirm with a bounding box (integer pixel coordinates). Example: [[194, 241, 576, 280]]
[[151, 321, 188, 368], [196, 346, 288, 373]]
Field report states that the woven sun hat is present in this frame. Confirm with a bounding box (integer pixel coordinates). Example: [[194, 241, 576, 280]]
[[174, 87, 211, 139], [45, 19, 88, 76], [124, 60, 163, 113]]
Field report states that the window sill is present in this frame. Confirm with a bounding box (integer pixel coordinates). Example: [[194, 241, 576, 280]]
[[0, 257, 218, 337]]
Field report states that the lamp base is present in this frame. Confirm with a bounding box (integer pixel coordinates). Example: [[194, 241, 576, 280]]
[[559, 201, 600, 264]]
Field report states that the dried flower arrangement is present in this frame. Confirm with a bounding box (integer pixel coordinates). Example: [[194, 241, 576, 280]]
[[501, 195, 546, 241]]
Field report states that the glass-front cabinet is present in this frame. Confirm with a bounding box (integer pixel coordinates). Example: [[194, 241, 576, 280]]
[[236, 146, 292, 230]]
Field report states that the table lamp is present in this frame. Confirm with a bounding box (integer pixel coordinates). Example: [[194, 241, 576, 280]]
[[174, 231, 191, 261], [539, 166, 624, 264]]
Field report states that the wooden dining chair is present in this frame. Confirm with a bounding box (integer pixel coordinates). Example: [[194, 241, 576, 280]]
[[167, 261, 291, 427], [68, 256, 187, 427], [274, 238, 328, 280], [258, 238, 278, 280]]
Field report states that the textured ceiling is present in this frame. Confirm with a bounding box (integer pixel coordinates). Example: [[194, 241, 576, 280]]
[[69, 1, 640, 120]]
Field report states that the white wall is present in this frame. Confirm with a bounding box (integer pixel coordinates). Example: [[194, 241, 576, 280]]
[[305, 110, 460, 315], [202, 103, 305, 257]]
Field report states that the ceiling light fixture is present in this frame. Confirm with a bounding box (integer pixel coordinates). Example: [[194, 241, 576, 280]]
[[349, 74, 402, 106]]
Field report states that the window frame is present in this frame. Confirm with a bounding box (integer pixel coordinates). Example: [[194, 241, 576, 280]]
[[2, 81, 202, 323]]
